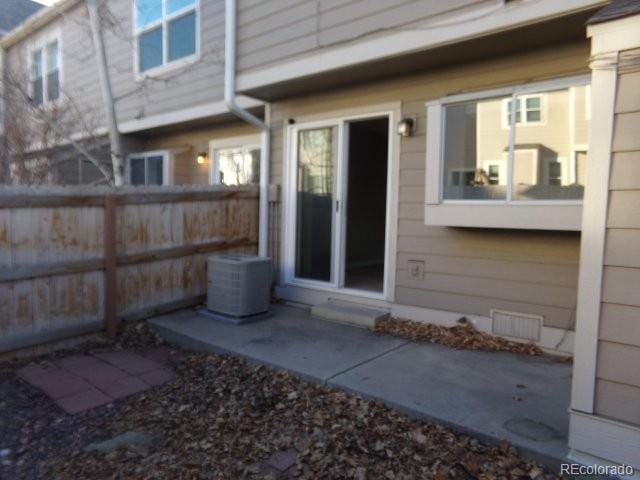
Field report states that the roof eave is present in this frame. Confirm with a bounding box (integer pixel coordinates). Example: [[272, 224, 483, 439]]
[[0, 0, 81, 49]]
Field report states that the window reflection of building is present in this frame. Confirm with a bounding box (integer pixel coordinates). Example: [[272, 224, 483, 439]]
[[442, 83, 590, 202]]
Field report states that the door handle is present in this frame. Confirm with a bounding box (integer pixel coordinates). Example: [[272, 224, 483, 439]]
[[335, 200, 340, 213]]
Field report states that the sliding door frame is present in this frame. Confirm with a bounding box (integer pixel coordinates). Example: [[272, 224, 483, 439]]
[[282, 102, 401, 303]]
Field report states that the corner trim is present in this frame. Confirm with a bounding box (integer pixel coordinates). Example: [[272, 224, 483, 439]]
[[569, 410, 640, 470], [570, 51, 618, 414]]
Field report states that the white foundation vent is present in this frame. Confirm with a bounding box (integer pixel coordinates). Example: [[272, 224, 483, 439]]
[[491, 310, 542, 341]]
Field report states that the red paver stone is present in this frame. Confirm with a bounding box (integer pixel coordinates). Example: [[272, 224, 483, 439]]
[[55, 355, 106, 377], [142, 346, 173, 364], [18, 365, 93, 400], [265, 450, 298, 472], [78, 360, 127, 383], [138, 368, 176, 386], [17, 363, 57, 383], [93, 375, 149, 399], [94, 351, 161, 375], [56, 388, 112, 414]]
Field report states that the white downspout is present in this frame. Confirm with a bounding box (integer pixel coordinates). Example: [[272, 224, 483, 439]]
[[224, 0, 270, 257]]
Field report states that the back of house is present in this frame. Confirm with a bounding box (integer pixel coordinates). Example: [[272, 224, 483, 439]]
[[1, 0, 639, 471]]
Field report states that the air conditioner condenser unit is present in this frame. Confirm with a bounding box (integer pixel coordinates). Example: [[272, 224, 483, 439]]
[[206, 254, 271, 321]]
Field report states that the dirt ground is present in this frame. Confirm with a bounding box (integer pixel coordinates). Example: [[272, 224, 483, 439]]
[[1, 323, 561, 480]]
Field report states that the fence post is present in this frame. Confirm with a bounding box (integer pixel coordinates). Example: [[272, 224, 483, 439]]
[[104, 194, 119, 337]]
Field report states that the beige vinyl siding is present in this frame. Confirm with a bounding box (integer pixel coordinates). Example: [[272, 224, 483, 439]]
[[135, 122, 260, 184], [4, 0, 228, 135], [594, 47, 640, 427], [269, 41, 589, 330], [236, 0, 487, 72], [103, 0, 226, 124], [4, 3, 106, 136]]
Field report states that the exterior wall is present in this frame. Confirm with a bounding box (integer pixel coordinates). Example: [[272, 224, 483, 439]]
[[594, 48, 640, 427], [105, 0, 227, 125], [236, 0, 485, 72], [3, 0, 228, 136], [4, 2, 105, 137], [270, 41, 590, 330], [132, 122, 260, 185]]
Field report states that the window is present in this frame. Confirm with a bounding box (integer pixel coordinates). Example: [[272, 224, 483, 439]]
[[425, 75, 590, 230], [135, 0, 198, 74], [503, 95, 543, 126], [209, 135, 262, 186], [212, 146, 260, 186], [128, 152, 170, 185], [30, 39, 60, 105]]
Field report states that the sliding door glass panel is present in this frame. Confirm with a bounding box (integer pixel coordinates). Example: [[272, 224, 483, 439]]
[[295, 127, 337, 282]]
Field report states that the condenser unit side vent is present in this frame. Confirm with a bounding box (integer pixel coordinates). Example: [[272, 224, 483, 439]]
[[207, 255, 271, 317], [491, 309, 542, 341]]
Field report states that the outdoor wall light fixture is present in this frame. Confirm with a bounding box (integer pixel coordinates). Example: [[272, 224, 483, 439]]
[[196, 152, 208, 164], [397, 118, 414, 137]]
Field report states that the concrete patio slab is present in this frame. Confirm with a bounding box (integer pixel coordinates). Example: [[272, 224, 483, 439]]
[[327, 341, 571, 466], [150, 305, 408, 382], [148, 304, 572, 468]]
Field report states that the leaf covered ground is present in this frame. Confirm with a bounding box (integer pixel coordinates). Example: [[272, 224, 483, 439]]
[[376, 318, 545, 356], [2, 322, 560, 480]]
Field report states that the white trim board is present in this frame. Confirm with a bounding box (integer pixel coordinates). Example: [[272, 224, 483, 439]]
[[236, 0, 604, 93], [570, 54, 619, 414], [118, 96, 263, 134], [569, 410, 640, 470], [280, 102, 401, 303]]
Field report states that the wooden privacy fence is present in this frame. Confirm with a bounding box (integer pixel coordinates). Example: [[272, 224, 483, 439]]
[[0, 186, 259, 353]]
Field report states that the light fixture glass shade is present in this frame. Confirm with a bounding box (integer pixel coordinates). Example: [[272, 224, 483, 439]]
[[397, 118, 414, 137], [196, 152, 207, 164]]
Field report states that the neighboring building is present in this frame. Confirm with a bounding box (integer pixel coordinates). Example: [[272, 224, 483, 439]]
[[0, 0, 43, 37], [1, 0, 639, 471]]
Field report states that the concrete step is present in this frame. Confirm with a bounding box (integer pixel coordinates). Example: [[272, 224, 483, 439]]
[[311, 302, 389, 329]]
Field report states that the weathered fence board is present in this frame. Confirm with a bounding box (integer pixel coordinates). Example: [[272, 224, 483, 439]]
[[0, 186, 259, 353]]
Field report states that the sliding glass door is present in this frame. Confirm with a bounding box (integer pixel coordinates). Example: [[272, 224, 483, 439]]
[[294, 126, 338, 283]]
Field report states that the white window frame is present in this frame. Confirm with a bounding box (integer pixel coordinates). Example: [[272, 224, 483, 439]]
[[126, 150, 173, 185], [133, 0, 200, 79], [27, 32, 62, 106], [501, 94, 545, 129], [424, 74, 590, 231], [208, 135, 261, 185]]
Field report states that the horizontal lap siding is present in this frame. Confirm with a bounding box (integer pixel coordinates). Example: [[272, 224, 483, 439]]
[[268, 42, 588, 330], [595, 50, 640, 427], [236, 0, 484, 72], [106, 0, 226, 124]]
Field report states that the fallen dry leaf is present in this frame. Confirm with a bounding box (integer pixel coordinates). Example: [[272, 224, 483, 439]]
[[376, 317, 545, 356]]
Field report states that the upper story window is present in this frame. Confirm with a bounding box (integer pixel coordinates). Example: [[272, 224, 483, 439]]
[[503, 94, 543, 127], [424, 75, 590, 230], [30, 39, 60, 105], [135, 0, 199, 75]]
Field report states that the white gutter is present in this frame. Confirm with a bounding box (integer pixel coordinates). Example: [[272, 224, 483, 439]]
[[224, 0, 270, 258]]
